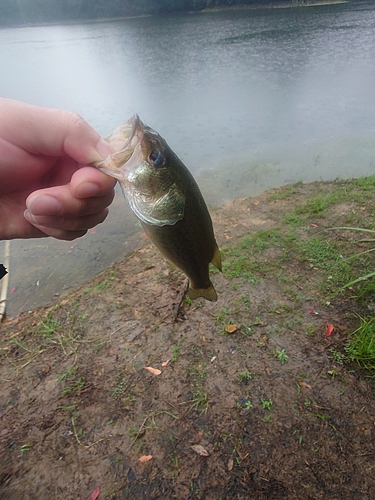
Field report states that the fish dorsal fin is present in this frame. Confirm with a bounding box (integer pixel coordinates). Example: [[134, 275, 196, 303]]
[[211, 245, 222, 272]]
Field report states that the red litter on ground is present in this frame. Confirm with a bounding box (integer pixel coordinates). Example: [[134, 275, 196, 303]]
[[325, 324, 334, 337]]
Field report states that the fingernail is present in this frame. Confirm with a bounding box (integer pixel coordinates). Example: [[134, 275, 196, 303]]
[[24, 211, 58, 226], [27, 195, 62, 216], [76, 182, 100, 198], [96, 138, 114, 159], [24, 209, 36, 224]]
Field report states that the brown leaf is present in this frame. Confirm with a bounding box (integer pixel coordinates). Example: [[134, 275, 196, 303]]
[[298, 381, 312, 390], [191, 444, 209, 456], [161, 359, 171, 367], [225, 324, 237, 334], [254, 320, 264, 326], [144, 367, 162, 376], [195, 431, 204, 442], [138, 455, 153, 463], [228, 457, 234, 471]]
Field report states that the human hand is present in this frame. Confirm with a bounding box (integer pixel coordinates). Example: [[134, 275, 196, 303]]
[[0, 98, 116, 241]]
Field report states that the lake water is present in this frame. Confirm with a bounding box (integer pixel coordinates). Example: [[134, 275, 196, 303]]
[[1, 2, 375, 316]]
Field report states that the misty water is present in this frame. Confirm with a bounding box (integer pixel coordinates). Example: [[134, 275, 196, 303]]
[[1, 2, 375, 316]]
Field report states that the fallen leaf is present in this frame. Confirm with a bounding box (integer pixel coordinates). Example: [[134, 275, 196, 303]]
[[298, 381, 312, 390], [225, 324, 237, 334], [138, 455, 153, 462], [228, 457, 234, 471], [254, 320, 264, 325], [144, 366, 162, 375], [161, 359, 171, 367], [90, 486, 100, 500], [191, 444, 209, 456], [325, 324, 334, 337], [196, 431, 204, 442]]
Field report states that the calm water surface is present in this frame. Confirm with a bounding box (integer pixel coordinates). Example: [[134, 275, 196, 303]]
[[1, 2, 375, 315]]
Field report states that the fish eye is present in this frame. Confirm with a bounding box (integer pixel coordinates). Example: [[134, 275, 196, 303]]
[[149, 149, 165, 168]]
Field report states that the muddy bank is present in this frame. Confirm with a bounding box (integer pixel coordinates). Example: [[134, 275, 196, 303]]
[[1, 179, 375, 499]]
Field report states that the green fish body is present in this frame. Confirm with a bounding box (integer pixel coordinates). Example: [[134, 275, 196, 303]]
[[94, 115, 221, 301]]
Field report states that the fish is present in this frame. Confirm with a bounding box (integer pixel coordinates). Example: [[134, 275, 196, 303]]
[[93, 114, 221, 301]]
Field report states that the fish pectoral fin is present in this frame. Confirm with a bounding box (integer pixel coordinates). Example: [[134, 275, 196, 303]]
[[211, 245, 222, 272], [188, 283, 218, 302]]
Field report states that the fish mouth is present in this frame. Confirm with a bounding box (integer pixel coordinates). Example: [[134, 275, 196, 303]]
[[92, 114, 145, 181], [116, 113, 144, 154]]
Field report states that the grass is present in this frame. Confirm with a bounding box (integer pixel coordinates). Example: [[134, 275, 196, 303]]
[[284, 177, 375, 223], [222, 228, 286, 281], [276, 349, 288, 364], [19, 442, 32, 456], [328, 226, 375, 294], [261, 397, 273, 410], [293, 182, 373, 217], [58, 365, 85, 397], [190, 386, 209, 414], [345, 316, 375, 370], [60, 377, 85, 397], [39, 315, 61, 337], [237, 371, 252, 382], [236, 399, 252, 410], [222, 224, 352, 294], [270, 182, 302, 200], [95, 271, 116, 292], [172, 341, 182, 363]]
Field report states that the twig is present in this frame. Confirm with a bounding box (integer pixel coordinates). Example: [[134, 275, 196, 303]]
[[71, 416, 104, 448], [172, 279, 189, 321], [71, 416, 82, 446]]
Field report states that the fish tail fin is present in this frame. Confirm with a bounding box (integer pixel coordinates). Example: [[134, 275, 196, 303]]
[[211, 245, 222, 272], [188, 283, 218, 302]]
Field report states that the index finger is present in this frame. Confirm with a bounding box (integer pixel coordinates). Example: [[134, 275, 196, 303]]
[[0, 98, 113, 164]]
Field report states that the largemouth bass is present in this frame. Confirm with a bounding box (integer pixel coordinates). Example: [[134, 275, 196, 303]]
[[93, 114, 221, 301]]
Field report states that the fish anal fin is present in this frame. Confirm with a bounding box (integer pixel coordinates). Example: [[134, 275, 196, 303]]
[[211, 245, 222, 272], [188, 283, 218, 302]]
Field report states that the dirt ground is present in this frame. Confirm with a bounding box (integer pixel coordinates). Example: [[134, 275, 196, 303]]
[[1, 179, 375, 500]]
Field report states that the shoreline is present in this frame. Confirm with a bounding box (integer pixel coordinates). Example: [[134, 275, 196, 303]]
[[202, 0, 349, 13], [1, 0, 353, 29]]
